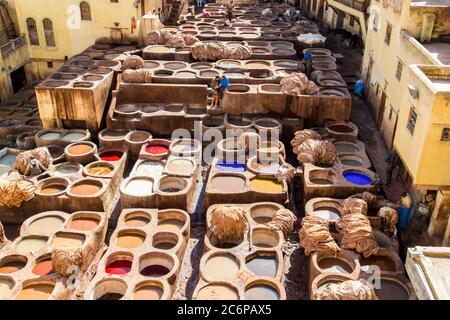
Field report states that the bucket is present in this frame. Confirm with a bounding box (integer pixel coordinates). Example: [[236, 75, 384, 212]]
[[397, 207, 410, 230]]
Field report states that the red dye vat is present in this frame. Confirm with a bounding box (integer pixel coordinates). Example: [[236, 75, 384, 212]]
[[145, 145, 168, 155], [140, 265, 170, 277], [105, 260, 132, 275], [100, 151, 123, 162]]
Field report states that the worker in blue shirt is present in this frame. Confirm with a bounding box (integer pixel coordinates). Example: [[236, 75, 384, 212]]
[[218, 75, 229, 106]]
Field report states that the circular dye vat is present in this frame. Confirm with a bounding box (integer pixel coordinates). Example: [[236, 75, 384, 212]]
[[87, 165, 113, 176], [61, 132, 86, 142], [53, 164, 80, 176], [15, 283, 54, 300], [215, 161, 246, 173], [343, 171, 372, 185], [28, 216, 65, 234], [140, 265, 170, 277], [197, 284, 239, 300], [147, 46, 171, 53], [211, 175, 246, 193], [318, 257, 353, 274], [204, 255, 239, 279], [135, 160, 164, 177], [134, 285, 163, 300], [250, 162, 280, 174], [153, 233, 178, 250], [116, 233, 145, 249], [125, 214, 151, 227], [40, 132, 62, 140], [167, 159, 194, 175], [313, 207, 341, 222], [101, 130, 128, 140], [361, 255, 397, 272], [245, 284, 279, 300], [0, 260, 26, 274], [100, 151, 123, 162], [15, 238, 47, 253], [250, 178, 283, 193], [250, 205, 277, 224], [67, 144, 93, 155], [70, 182, 101, 196], [246, 256, 277, 277], [145, 145, 169, 155], [69, 217, 100, 231], [245, 61, 269, 69], [105, 260, 132, 275], [158, 219, 185, 233], [0, 279, 13, 299], [98, 292, 124, 300], [376, 279, 409, 300], [39, 184, 67, 195], [52, 234, 84, 249], [334, 142, 360, 153], [32, 258, 53, 276], [125, 178, 154, 196]]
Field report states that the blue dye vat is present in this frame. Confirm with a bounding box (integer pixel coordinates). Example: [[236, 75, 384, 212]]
[[343, 171, 372, 185], [216, 161, 246, 173]]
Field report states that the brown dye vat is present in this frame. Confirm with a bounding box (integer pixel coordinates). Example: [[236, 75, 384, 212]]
[[310, 178, 333, 185], [32, 259, 53, 276], [147, 46, 171, 53], [360, 255, 396, 272], [318, 257, 353, 274], [158, 218, 185, 233], [197, 284, 239, 300], [98, 293, 124, 300], [73, 81, 94, 88], [68, 144, 93, 155], [140, 265, 171, 277], [153, 233, 178, 250], [70, 182, 101, 195], [245, 61, 270, 69], [328, 124, 354, 133], [101, 130, 128, 139], [245, 284, 279, 300], [0, 260, 26, 274], [164, 62, 187, 70], [70, 217, 100, 231], [40, 184, 66, 195], [15, 283, 54, 300], [125, 214, 151, 227], [134, 285, 163, 300], [116, 233, 145, 249], [204, 255, 239, 279], [52, 234, 84, 249], [200, 70, 220, 77], [175, 71, 196, 78], [375, 279, 409, 300], [334, 142, 360, 153], [211, 175, 246, 193], [28, 216, 65, 234], [191, 62, 213, 70]]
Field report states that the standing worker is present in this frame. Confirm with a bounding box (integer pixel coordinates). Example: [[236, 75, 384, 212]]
[[304, 52, 313, 78], [218, 75, 229, 107], [226, 0, 235, 23]]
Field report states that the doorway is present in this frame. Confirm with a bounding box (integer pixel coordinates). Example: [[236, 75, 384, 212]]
[[377, 91, 387, 127], [141, 0, 146, 16], [10, 66, 27, 93]]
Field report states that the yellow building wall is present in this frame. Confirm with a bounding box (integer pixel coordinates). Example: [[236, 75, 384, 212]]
[[13, 0, 161, 79]]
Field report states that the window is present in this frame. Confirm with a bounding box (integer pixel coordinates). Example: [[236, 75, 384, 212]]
[[389, 106, 394, 120], [26, 18, 39, 45], [385, 22, 392, 45], [47, 61, 54, 68], [111, 0, 119, 2], [441, 128, 450, 142], [43, 19, 55, 47], [80, 2, 92, 21], [349, 16, 355, 27], [396, 60, 404, 81], [407, 107, 418, 134]]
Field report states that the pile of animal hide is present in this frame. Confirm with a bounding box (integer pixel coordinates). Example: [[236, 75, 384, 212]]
[[146, 30, 200, 48], [378, 207, 398, 235], [209, 206, 248, 245], [341, 198, 368, 216], [0, 177, 36, 208], [51, 248, 83, 277], [0, 222, 9, 250], [335, 213, 379, 258], [291, 129, 321, 153], [266, 208, 297, 239], [296, 139, 337, 166], [313, 280, 378, 300], [275, 163, 296, 183], [14, 147, 52, 176], [191, 42, 252, 61], [122, 69, 152, 83], [122, 55, 144, 70], [299, 216, 340, 256], [280, 72, 319, 96]]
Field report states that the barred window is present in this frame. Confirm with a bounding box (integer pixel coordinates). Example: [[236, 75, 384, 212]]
[[407, 108, 417, 135], [26, 18, 39, 45], [441, 128, 450, 142], [396, 60, 403, 81], [43, 19, 55, 47], [80, 2, 92, 21], [385, 22, 392, 45]]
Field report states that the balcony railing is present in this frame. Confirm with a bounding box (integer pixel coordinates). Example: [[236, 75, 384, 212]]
[[0, 35, 26, 58]]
